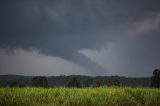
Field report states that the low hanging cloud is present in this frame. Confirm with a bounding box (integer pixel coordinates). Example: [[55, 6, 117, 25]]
[[0, 48, 90, 76]]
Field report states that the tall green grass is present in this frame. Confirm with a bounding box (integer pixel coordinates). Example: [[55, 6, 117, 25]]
[[0, 87, 159, 106]]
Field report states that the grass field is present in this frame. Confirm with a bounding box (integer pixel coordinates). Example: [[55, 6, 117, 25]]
[[0, 87, 159, 106]]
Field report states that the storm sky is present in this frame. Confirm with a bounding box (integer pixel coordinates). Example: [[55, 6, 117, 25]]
[[0, 0, 160, 77]]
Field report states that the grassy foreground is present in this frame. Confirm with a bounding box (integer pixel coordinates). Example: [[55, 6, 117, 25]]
[[0, 87, 159, 106]]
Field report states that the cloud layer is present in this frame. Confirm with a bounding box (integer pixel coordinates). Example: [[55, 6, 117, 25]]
[[0, 0, 160, 76]]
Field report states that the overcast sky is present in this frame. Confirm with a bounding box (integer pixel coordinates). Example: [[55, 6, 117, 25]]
[[0, 0, 160, 77]]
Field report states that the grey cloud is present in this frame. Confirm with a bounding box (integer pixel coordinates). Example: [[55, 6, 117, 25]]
[[0, 0, 160, 76], [127, 12, 160, 36], [0, 0, 117, 73]]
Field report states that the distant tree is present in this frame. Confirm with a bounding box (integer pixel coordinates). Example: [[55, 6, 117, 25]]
[[83, 78, 93, 87], [94, 80, 104, 87], [9, 80, 25, 87], [151, 69, 160, 88], [114, 79, 120, 86], [30, 76, 48, 87], [0, 81, 3, 87], [105, 78, 120, 86], [9, 81, 20, 87], [0, 80, 9, 87], [67, 78, 81, 87]]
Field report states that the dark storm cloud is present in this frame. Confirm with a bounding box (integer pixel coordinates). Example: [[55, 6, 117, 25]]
[[0, 0, 160, 76]]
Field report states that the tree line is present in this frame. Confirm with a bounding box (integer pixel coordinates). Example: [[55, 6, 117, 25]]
[[3, 76, 120, 88], [0, 69, 159, 88]]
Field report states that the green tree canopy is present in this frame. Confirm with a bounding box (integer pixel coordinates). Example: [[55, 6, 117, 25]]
[[67, 78, 81, 88], [30, 76, 48, 87]]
